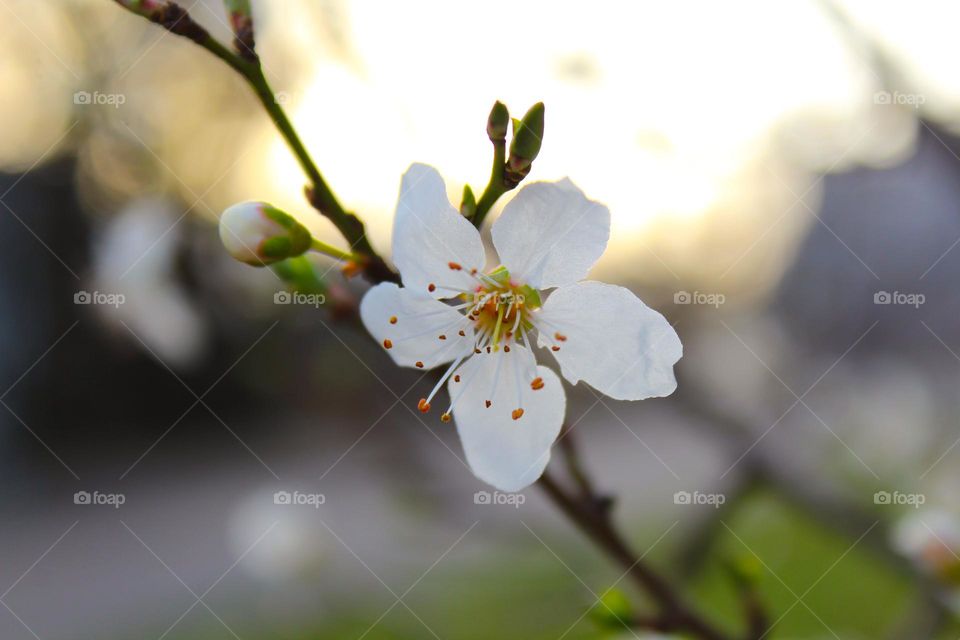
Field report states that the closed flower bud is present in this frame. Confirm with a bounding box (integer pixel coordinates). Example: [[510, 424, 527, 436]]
[[223, 0, 252, 15], [224, 0, 256, 60], [507, 102, 545, 177], [219, 202, 312, 266], [112, 0, 208, 44], [486, 101, 510, 143]]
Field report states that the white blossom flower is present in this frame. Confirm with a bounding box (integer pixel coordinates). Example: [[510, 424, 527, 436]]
[[361, 164, 682, 491]]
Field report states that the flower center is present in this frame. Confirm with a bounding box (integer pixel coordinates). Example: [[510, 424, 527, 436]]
[[382, 265, 562, 423], [465, 270, 538, 352]]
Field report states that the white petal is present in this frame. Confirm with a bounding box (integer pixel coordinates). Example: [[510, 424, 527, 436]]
[[392, 164, 486, 298], [491, 179, 609, 289], [448, 346, 565, 491], [537, 281, 681, 401], [360, 282, 474, 369]]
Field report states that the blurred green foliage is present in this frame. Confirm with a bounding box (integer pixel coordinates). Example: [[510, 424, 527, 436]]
[[135, 492, 960, 640]]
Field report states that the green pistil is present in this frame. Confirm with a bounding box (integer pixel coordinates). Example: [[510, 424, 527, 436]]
[[491, 298, 507, 352]]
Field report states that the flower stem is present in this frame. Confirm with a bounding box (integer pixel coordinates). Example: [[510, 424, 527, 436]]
[[198, 36, 399, 282], [472, 136, 508, 228], [310, 238, 361, 263]]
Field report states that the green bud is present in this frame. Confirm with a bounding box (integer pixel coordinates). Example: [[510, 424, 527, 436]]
[[587, 588, 633, 629], [486, 101, 510, 143], [219, 201, 312, 266], [508, 102, 545, 174], [460, 185, 477, 218], [725, 554, 764, 588]]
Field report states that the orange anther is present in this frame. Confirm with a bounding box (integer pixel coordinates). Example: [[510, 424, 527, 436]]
[[530, 377, 544, 390], [554, 332, 567, 342], [454, 375, 461, 383], [551, 346, 560, 352], [341, 261, 362, 278], [511, 408, 524, 420], [417, 398, 431, 413], [440, 412, 452, 423], [448, 262, 462, 271], [389, 316, 398, 324], [415, 361, 424, 368], [485, 400, 492, 408], [383, 339, 393, 349], [503, 345, 511, 353], [428, 283, 436, 293], [458, 330, 466, 337], [439, 334, 447, 340]]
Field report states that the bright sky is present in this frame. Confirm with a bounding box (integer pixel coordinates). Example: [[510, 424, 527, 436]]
[[3, 0, 959, 291]]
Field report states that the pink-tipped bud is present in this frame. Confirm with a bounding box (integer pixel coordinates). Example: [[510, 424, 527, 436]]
[[219, 201, 312, 267]]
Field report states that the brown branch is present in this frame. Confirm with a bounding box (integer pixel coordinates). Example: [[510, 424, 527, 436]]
[[537, 468, 733, 640]]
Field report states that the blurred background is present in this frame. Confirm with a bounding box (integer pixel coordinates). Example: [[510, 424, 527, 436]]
[[3, 0, 960, 638]]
